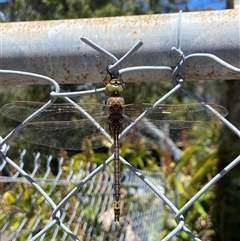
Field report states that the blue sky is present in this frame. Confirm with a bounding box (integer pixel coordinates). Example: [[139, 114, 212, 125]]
[[188, 0, 226, 10]]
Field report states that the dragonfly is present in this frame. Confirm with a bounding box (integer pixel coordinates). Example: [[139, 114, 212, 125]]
[[0, 75, 228, 222]]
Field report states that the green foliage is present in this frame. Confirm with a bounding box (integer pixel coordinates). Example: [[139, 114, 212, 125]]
[[157, 135, 220, 240], [0, 145, 156, 240], [0, 152, 97, 240], [0, 0, 190, 22]]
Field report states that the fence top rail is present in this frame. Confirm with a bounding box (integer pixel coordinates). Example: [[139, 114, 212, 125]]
[[1, 9, 240, 85]]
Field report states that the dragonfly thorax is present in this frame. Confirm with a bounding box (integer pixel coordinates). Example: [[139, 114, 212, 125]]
[[106, 96, 125, 106], [106, 96, 125, 133]]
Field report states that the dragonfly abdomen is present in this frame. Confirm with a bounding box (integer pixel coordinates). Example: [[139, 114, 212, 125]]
[[113, 131, 121, 222], [106, 95, 125, 222]]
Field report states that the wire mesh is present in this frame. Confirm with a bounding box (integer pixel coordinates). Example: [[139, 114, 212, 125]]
[[0, 152, 164, 241], [0, 35, 240, 241]]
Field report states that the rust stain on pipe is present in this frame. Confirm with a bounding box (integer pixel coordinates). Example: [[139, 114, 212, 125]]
[[1, 10, 240, 85]]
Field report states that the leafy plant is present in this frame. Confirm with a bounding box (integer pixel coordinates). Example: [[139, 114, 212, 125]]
[[158, 132, 221, 240]]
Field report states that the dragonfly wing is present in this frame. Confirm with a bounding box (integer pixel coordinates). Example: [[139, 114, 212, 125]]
[[0, 101, 105, 122], [130, 102, 228, 121], [11, 118, 110, 150], [1, 101, 45, 122], [121, 118, 204, 147], [122, 102, 228, 147]]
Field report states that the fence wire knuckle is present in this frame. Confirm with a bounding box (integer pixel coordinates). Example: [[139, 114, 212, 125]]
[[0, 33, 240, 241]]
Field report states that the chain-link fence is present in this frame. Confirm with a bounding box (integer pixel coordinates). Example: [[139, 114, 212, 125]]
[[1, 31, 240, 241], [0, 150, 164, 241]]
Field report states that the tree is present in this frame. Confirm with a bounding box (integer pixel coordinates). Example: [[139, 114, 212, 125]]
[[211, 2, 240, 241]]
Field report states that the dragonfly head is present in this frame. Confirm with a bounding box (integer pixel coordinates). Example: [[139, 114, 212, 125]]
[[105, 78, 126, 94]]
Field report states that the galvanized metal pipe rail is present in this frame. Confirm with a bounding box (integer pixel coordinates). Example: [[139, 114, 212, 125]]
[[1, 10, 240, 85]]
